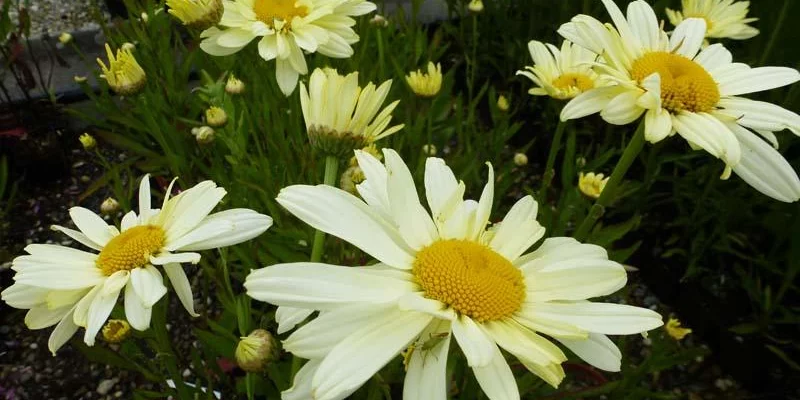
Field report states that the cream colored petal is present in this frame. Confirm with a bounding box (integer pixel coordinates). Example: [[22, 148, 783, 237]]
[[403, 319, 451, 400], [69, 207, 117, 247], [728, 123, 800, 202], [130, 265, 167, 308], [163, 263, 199, 317], [124, 282, 152, 331], [471, 342, 520, 400], [452, 316, 495, 367], [528, 301, 663, 335], [556, 333, 621, 372], [384, 149, 439, 249], [275, 306, 314, 334], [489, 195, 545, 261]]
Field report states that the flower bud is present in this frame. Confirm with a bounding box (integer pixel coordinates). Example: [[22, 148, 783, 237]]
[[79, 133, 96, 150], [422, 144, 437, 156], [513, 152, 528, 166], [235, 329, 276, 373], [191, 126, 215, 144], [497, 95, 510, 112], [578, 172, 609, 199], [100, 197, 120, 215], [340, 165, 366, 195], [58, 32, 72, 45], [74, 75, 88, 83], [102, 319, 131, 343], [665, 318, 692, 340], [97, 44, 146, 95], [205, 106, 227, 127], [406, 62, 442, 98], [225, 75, 245, 94], [166, 0, 223, 30], [370, 14, 388, 28], [468, 0, 484, 13]]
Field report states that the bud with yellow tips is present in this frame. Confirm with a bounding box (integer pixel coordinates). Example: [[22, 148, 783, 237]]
[[578, 172, 609, 199], [665, 318, 692, 340], [468, 0, 484, 13], [97, 44, 146, 95], [497, 95, 510, 112], [205, 106, 228, 127], [235, 329, 276, 373], [58, 32, 72, 45], [166, 0, 223, 30], [406, 62, 443, 98], [79, 133, 96, 150], [225, 75, 245, 95]]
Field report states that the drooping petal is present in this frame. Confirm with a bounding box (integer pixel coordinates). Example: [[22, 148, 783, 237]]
[[130, 266, 167, 308], [403, 320, 452, 400], [727, 123, 800, 202], [276, 306, 314, 335], [556, 333, 622, 372], [452, 316, 495, 368], [69, 207, 118, 247], [471, 342, 520, 400], [525, 301, 663, 335], [124, 282, 152, 331], [163, 263, 199, 317]]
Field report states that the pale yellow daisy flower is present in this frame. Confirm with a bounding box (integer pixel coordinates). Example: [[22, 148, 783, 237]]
[[1, 176, 272, 354], [559, 0, 800, 202], [200, 0, 376, 96], [406, 62, 443, 97], [245, 149, 663, 399], [517, 40, 602, 100], [666, 0, 758, 41]]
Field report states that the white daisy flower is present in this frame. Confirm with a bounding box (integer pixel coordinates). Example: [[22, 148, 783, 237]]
[[517, 40, 604, 100], [1, 176, 272, 354], [558, 0, 800, 202], [245, 149, 663, 400], [199, 0, 377, 96], [666, 0, 759, 41]]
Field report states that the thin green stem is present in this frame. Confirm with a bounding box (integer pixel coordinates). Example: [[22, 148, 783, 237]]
[[376, 28, 385, 79], [538, 118, 568, 203], [152, 296, 192, 399], [310, 156, 340, 262], [573, 121, 646, 241], [759, 0, 789, 66]]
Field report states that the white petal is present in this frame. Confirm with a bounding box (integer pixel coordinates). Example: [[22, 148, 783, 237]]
[[644, 108, 672, 143], [452, 316, 495, 367], [130, 266, 167, 307], [1, 283, 49, 308], [727, 123, 800, 202], [124, 282, 152, 331], [383, 149, 439, 249], [397, 292, 456, 321], [275, 306, 314, 334], [163, 263, 199, 317], [51, 225, 103, 251], [424, 157, 460, 227], [561, 86, 627, 121], [717, 66, 800, 96], [669, 18, 706, 58], [168, 209, 272, 251], [69, 207, 117, 247], [283, 359, 324, 400], [48, 307, 79, 355], [84, 283, 124, 346], [121, 210, 139, 232], [626, 0, 659, 50], [489, 196, 545, 261], [14, 264, 105, 290], [138, 175, 152, 222], [471, 343, 520, 400], [483, 319, 566, 366], [244, 263, 415, 310], [284, 304, 390, 359], [25, 305, 71, 329], [556, 333, 621, 372], [403, 320, 452, 400], [276, 58, 299, 96], [150, 252, 201, 265], [469, 163, 495, 241], [160, 181, 227, 241], [524, 258, 627, 302], [516, 237, 608, 272], [717, 97, 800, 136], [694, 43, 732, 73], [311, 309, 432, 400], [276, 185, 415, 269], [672, 112, 741, 166], [601, 91, 645, 125], [527, 301, 663, 335]]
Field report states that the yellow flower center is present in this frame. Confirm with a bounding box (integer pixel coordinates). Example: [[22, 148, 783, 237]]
[[96, 225, 165, 276], [552, 73, 594, 92], [631, 51, 720, 113], [253, 0, 309, 28], [412, 240, 525, 322]]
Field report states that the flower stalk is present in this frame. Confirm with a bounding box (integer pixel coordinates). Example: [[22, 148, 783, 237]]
[[573, 121, 645, 241], [310, 156, 341, 262]]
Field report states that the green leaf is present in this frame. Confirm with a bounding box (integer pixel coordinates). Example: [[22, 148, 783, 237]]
[[765, 344, 800, 371], [728, 322, 761, 335], [589, 214, 642, 248], [194, 328, 237, 359]]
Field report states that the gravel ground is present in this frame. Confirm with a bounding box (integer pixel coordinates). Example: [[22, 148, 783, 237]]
[[10, 0, 107, 38]]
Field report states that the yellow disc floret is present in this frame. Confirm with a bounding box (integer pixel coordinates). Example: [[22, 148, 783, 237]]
[[253, 0, 309, 28], [631, 51, 720, 113], [412, 240, 525, 322], [96, 225, 166, 276], [552, 73, 595, 92]]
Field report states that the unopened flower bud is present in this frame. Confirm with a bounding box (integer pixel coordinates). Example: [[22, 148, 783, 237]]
[[58, 32, 72, 45], [235, 329, 276, 373], [226, 75, 245, 94], [205, 106, 227, 127], [166, 0, 223, 30], [79, 133, 96, 150], [578, 172, 609, 199], [191, 126, 215, 144], [468, 0, 484, 13], [100, 197, 120, 215], [513, 152, 528, 166], [340, 165, 366, 195], [74, 75, 88, 83], [370, 14, 388, 28], [422, 144, 437, 156], [497, 95, 510, 112], [121, 42, 136, 51]]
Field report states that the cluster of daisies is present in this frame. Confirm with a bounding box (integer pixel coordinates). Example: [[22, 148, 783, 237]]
[[519, 0, 800, 203], [4, 0, 800, 400]]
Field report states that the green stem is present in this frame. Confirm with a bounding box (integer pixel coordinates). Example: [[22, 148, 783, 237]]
[[573, 121, 646, 241], [759, 0, 789, 66], [152, 296, 192, 399], [376, 28, 385, 79], [538, 118, 568, 203], [310, 156, 340, 262]]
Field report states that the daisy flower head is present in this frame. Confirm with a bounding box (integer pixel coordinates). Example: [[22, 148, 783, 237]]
[[199, 0, 377, 96], [1, 175, 272, 355], [517, 40, 603, 100], [666, 0, 758, 41], [166, 0, 224, 30], [406, 62, 443, 98], [558, 0, 800, 202], [245, 149, 663, 399], [300, 68, 403, 157]]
